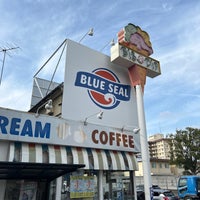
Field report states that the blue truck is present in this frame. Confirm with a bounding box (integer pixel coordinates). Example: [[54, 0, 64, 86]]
[[177, 175, 200, 200]]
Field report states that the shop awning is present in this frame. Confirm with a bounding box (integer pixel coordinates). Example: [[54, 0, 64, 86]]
[[0, 161, 84, 181], [71, 148, 138, 170], [8, 142, 138, 171]]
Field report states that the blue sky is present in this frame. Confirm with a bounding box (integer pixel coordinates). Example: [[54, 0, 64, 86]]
[[0, 0, 200, 136]]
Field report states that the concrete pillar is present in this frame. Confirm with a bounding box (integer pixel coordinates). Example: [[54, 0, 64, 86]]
[[98, 170, 103, 200], [55, 177, 62, 200]]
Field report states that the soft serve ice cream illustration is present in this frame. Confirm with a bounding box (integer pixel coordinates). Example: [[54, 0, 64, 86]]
[[73, 126, 87, 144], [57, 122, 71, 139]]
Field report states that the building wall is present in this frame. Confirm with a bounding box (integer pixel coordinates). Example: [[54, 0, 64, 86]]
[[148, 134, 164, 141], [148, 137, 171, 160], [135, 175, 179, 190], [135, 160, 182, 190], [135, 133, 185, 191], [135, 160, 172, 177]]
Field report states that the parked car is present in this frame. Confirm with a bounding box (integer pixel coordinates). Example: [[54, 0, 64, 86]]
[[136, 184, 162, 200], [136, 184, 161, 192], [152, 189, 177, 200], [137, 190, 145, 200]]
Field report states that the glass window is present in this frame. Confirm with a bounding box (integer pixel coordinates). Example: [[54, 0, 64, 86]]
[[178, 178, 187, 187], [165, 163, 169, 168], [61, 170, 98, 200], [102, 171, 134, 200], [61, 170, 135, 200], [151, 163, 156, 168], [4, 180, 40, 200], [49, 180, 57, 200], [197, 178, 200, 192]]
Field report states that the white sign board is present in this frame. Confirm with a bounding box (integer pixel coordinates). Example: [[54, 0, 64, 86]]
[[111, 43, 161, 78], [62, 40, 138, 129], [0, 107, 140, 152]]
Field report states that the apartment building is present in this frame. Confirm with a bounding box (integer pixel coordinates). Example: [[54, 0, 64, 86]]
[[148, 134, 171, 159], [135, 134, 183, 189]]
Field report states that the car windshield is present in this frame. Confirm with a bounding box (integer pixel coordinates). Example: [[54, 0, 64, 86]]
[[163, 191, 174, 197], [152, 185, 161, 189], [136, 185, 144, 190]]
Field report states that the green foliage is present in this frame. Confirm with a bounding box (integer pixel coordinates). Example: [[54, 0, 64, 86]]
[[168, 127, 200, 175]]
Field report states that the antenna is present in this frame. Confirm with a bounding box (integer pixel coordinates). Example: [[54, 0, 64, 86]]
[[0, 45, 20, 85]]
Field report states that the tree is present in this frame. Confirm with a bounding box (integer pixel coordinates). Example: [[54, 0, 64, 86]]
[[168, 127, 200, 175]]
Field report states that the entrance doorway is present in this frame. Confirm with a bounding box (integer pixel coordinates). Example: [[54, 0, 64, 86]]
[[103, 171, 135, 200], [4, 180, 47, 200], [0, 161, 85, 200]]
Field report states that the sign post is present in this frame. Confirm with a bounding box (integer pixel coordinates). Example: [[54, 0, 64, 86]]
[[111, 23, 161, 200]]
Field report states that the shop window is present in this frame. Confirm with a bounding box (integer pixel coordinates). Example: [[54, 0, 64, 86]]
[[4, 180, 39, 200], [49, 180, 56, 200], [103, 171, 134, 200], [4, 180, 21, 199], [60, 170, 135, 200], [61, 170, 98, 200], [151, 162, 156, 168], [165, 163, 169, 168]]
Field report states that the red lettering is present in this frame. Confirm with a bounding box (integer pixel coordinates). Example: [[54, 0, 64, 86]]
[[91, 129, 135, 149], [122, 134, 128, 147], [92, 129, 98, 144], [99, 131, 108, 145], [129, 135, 134, 148], [116, 133, 121, 146], [109, 132, 115, 145]]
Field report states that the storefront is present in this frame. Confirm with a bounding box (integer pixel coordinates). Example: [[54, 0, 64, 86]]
[[0, 106, 139, 199], [0, 140, 138, 200]]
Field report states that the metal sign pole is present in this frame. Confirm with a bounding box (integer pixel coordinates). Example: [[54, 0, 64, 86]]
[[135, 84, 152, 200], [111, 23, 161, 200]]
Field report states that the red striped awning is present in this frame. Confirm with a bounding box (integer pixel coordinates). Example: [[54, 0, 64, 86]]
[[8, 142, 138, 171]]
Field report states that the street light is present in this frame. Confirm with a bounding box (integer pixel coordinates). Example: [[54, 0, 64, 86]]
[[84, 110, 103, 125], [35, 99, 53, 117], [100, 39, 115, 52], [79, 28, 94, 43], [121, 125, 140, 134]]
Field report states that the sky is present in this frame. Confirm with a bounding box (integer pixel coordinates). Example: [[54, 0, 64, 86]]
[[0, 0, 200, 136]]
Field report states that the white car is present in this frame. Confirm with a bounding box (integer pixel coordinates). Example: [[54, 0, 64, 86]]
[[152, 189, 177, 200]]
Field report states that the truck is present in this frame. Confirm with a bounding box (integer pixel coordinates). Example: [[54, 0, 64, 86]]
[[177, 175, 200, 200]]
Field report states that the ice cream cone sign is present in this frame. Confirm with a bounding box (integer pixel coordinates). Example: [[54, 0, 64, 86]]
[[111, 23, 161, 93]]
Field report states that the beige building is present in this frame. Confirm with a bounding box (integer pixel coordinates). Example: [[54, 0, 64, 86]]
[[148, 134, 171, 159], [135, 134, 184, 190]]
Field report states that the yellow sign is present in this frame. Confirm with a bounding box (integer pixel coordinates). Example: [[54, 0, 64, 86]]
[[70, 176, 95, 198]]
